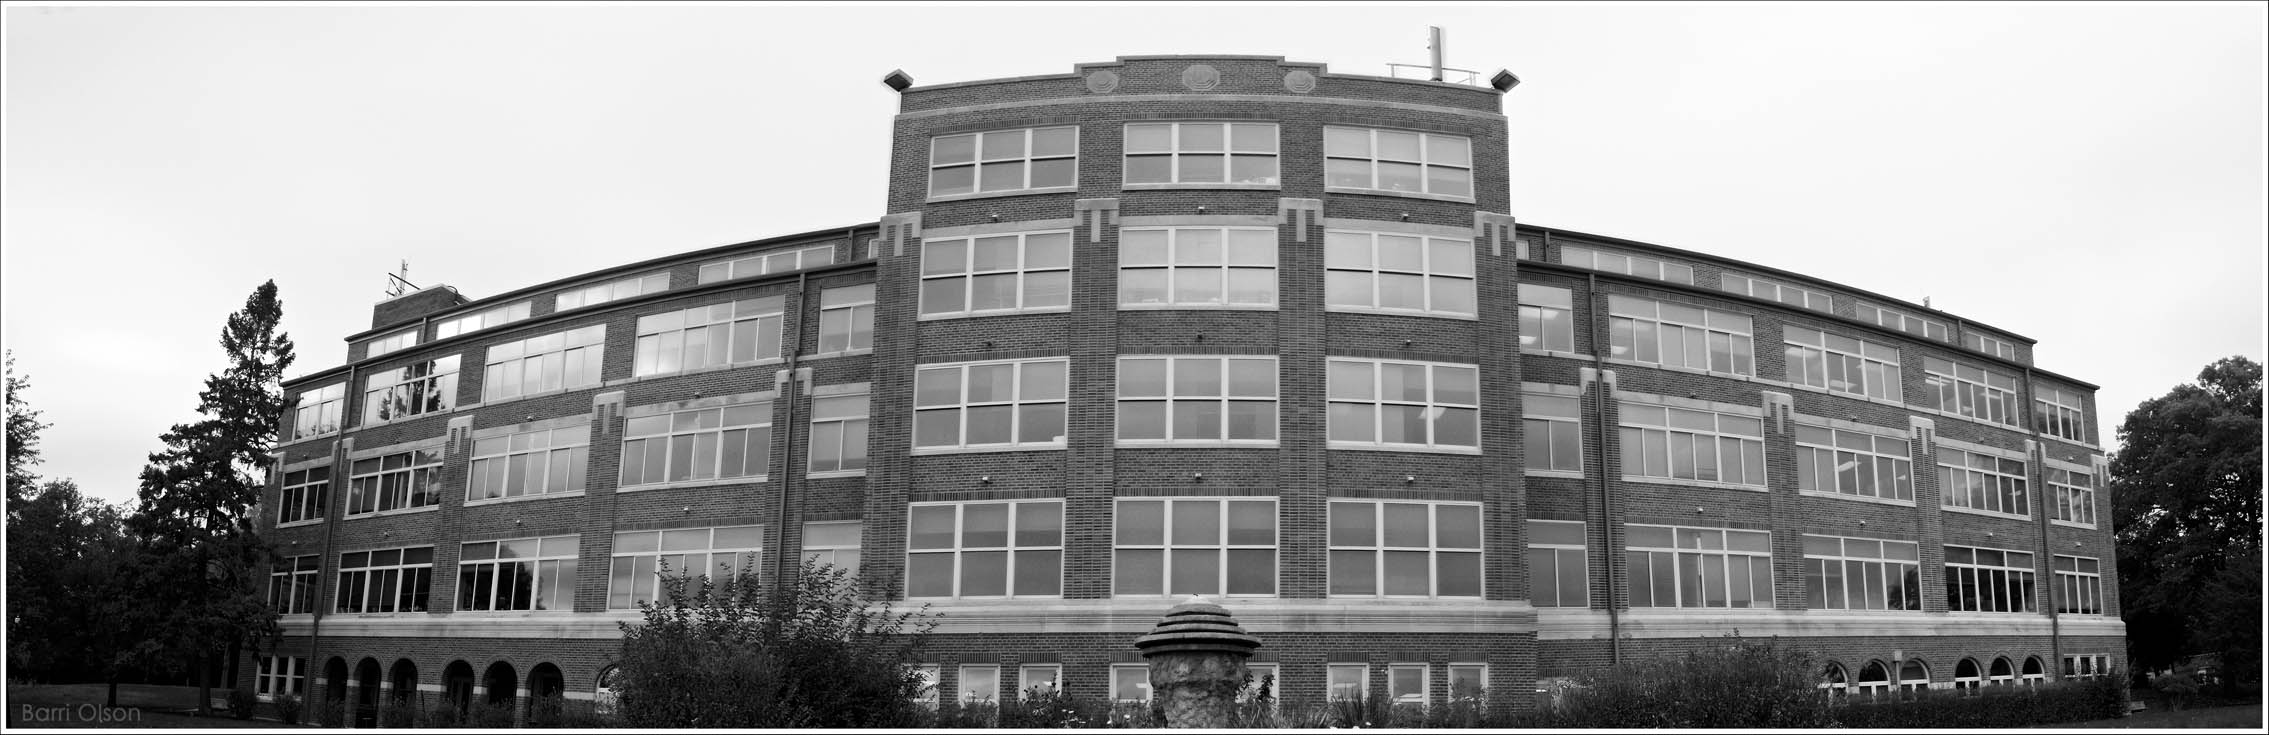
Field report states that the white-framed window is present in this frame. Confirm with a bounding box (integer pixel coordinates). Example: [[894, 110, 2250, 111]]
[[619, 402, 773, 487], [1447, 664, 1487, 701], [278, 466, 330, 525], [1120, 227, 1277, 309], [1784, 326, 1901, 402], [345, 448, 443, 516], [957, 664, 1002, 706], [2034, 386, 2088, 443], [1125, 122, 1279, 185], [697, 244, 835, 285], [1560, 245, 1693, 284], [1523, 392, 1583, 473], [1625, 524, 1773, 608], [466, 426, 589, 502], [361, 356, 460, 423], [633, 297, 783, 378], [1327, 359, 1479, 450], [1117, 356, 1278, 444], [2022, 656, 2046, 686], [557, 272, 668, 311], [1018, 664, 1061, 700], [2062, 654, 2109, 680], [1898, 660, 1930, 694], [919, 231, 1072, 318], [929, 126, 1077, 198], [1111, 664, 1152, 703], [1963, 331, 2018, 361], [334, 546, 433, 613], [816, 284, 875, 355], [1328, 500, 1483, 598], [594, 666, 621, 716], [1618, 403, 1768, 487], [1923, 357, 2020, 426], [912, 665, 941, 708], [1937, 447, 2029, 517], [1802, 534, 1921, 611], [364, 327, 419, 359], [1527, 520, 1588, 607], [1794, 424, 1913, 502], [1607, 295, 1754, 375], [1944, 544, 2037, 613], [1328, 663, 1369, 701], [607, 525, 763, 608], [435, 301, 532, 340], [1856, 302, 1952, 342], [1113, 498, 1277, 597], [2047, 467, 2096, 526], [267, 555, 321, 614], [482, 325, 605, 402], [802, 521, 861, 576], [1819, 662, 1851, 702], [808, 393, 870, 474], [1518, 284, 1576, 353], [256, 656, 307, 697], [1323, 229, 1476, 317], [1720, 272, 1832, 312], [2053, 555, 2103, 615], [457, 535, 578, 612], [1323, 126, 1473, 199], [1988, 657, 2017, 687], [906, 500, 1063, 599], [1389, 663, 1429, 705], [291, 383, 346, 440], [913, 358, 1067, 450], [1854, 661, 1893, 701]]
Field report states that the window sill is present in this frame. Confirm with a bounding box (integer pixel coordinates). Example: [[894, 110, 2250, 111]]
[[276, 519, 325, 529], [1518, 348, 1585, 360], [1773, 379, 1907, 410], [354, 407, 464, 432], [279, 431, 341, 449], [1620, 477, 1769, 493], [910, 444, 1067, 456], [475, 381, 605, 409], [1120, 182, 1281, 192], [1323, 186, 1476, 205], [343, 505, 441, 521], [1798, 490, 1916, 508], [1116, 440, 1280, 449], [1328, 443, 1483, 456], [444, 610, 583, 618], [2049, 519, 2097, 530], [1524, 469, 1585, 479], [633, 358, 786, 383], [1906, 404, 2023, 432], [806, 349, 876, 362], [806, 469, 869, 480], [918, 307, 1072, 322], [1942, 506, 2031, 522], [463, 491, 586, 508], [2034, 432, 2101, 451], [1325, 594, 1485, 601], [1600, 356, 1756, 384], [1325, 306, 1479, 321], [927, 186, 1079, 204], [1119, 303, 1279, 312], [617, 477, 766, 494]]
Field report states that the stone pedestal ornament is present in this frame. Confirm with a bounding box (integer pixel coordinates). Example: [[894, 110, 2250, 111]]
[[1133, 595, 1263, 728]]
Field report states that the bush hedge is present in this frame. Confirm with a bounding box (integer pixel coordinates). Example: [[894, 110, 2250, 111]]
[[1832, 673, 2129, 728]]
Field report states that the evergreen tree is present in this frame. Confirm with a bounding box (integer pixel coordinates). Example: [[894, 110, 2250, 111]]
[[2112, 356, 2262, 691], [132, 280, 295, 713]]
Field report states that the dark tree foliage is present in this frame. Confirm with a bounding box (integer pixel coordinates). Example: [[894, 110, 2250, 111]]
[[611, 555, 937, 728], [2112, 356, 2262, 690], [131, 281, 295, 713], [7, 350, 49, 514], [1541, 634, 1837, 728], [4, 478, 155, 705]]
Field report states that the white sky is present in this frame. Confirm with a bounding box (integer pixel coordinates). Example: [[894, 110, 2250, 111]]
[[5, 2, 2263, 506]]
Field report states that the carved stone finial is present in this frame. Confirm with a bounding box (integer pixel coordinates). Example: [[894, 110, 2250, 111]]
[[1135, 596, 1262, 728]]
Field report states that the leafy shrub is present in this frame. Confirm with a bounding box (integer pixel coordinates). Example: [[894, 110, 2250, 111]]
[[526, 695, 566, 727], [468, 699, 516, 728], [2152, 662, 2205, 710], [376, 696, 415, 728], [225, 688, 259, 719], [611, 555, 938, 728], [422, 698, 466, 728], [999, 687, 1106, 728], [271, 693, 302, 725], [1546, 633, 1835, 728], [1832, 673, 2129, 728], [311, 697, 345, 727], [935, 696, 999, 728]]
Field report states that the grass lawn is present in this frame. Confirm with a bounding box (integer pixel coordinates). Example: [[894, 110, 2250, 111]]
[[5, 683, 303, 729], [2037, 702, 2262, 729]]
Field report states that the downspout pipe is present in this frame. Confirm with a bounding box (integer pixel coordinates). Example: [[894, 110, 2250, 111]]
[[2025, 366, 2064, 678], [308, 362, 356, 700], [773, 272, 810, 588], [1581, 261, 1622, 665]]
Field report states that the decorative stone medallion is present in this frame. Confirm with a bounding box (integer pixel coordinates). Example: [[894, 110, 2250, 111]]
[[1181, 64, 1222, 92], [1085, 70, 1120, 94], [1283, 69, 1317, 93]]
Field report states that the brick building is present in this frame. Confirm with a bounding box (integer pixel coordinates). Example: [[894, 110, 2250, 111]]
[[247, 55, 2123, 723]]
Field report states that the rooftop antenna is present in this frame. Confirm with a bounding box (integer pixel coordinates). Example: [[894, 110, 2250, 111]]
[[1429, 26, 1446, 82], [384, 260, 420, 298], [1923, 296, 1932, 308]]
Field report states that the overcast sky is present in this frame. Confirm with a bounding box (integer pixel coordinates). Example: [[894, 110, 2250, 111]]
[[5, 2, 2263, 507]]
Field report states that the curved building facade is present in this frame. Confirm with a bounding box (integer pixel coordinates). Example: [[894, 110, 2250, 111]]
[[249, 55, 2123, 721]]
